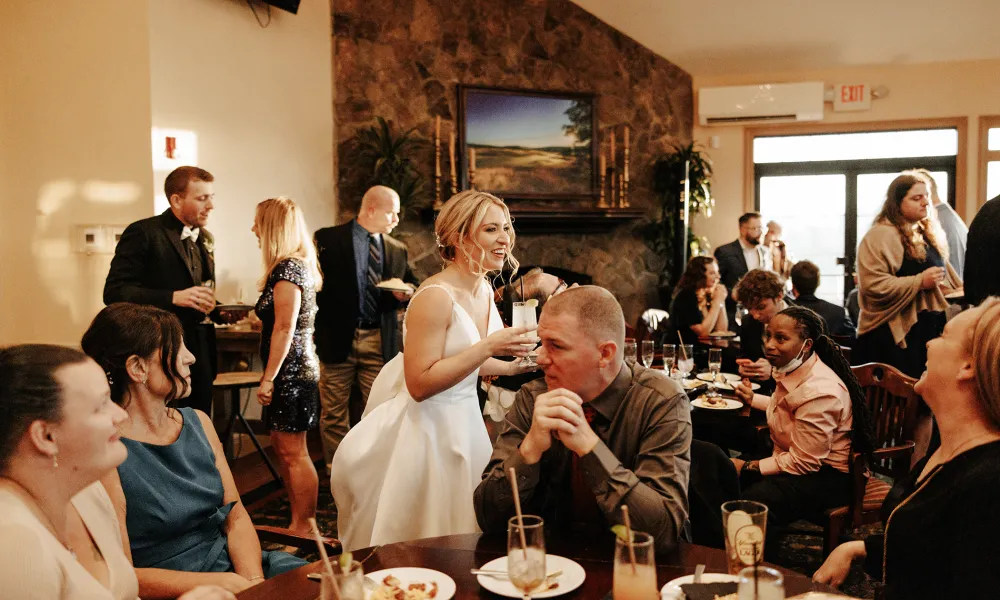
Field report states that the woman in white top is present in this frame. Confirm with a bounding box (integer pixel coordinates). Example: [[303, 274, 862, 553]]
[[0, 344, 232, 600], [331, 190, 537, 550]]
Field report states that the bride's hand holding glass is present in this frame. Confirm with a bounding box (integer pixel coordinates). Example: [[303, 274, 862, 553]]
[[484, 325, 538, 358]]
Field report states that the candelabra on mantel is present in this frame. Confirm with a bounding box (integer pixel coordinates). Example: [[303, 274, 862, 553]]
[[595, 124, 631, 209], [433, 117, 443, 209], [448, 131, 458, 196], [468, 147, 477, 189]]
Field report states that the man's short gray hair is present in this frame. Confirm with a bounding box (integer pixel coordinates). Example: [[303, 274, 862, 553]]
[[542, 285, 625, 346]]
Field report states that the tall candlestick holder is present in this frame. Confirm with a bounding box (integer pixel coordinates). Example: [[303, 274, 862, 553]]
[[610, 169, 618, 208], [621, 149, 630, 208], [598, 167, 609, 208], [450, 176, 457, 196], [433, 174, 442, 209], [468, 167, 476, 190]]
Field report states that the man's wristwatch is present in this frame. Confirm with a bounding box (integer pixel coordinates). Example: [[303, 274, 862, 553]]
[[741, 460, 760, 476]]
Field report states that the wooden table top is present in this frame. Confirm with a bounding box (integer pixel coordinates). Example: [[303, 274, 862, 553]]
[[237, 531, 831, 600]]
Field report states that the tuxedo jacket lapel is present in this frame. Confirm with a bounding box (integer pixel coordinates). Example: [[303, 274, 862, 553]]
[[164, 223, 197, 284]]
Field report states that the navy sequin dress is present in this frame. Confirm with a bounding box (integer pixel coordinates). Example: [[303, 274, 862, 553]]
[[255, 257, 320, 432]]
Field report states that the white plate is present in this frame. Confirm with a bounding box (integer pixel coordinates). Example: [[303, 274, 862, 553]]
[[660, 573, 740, 600], [376, 282, 414, 293], [707, 331, 737, 338], [680, 379, 706, 391], [366, 567, 456, 600], [696, 372, 741, 383], [691, 398, 744, 411], [476, 555, 586, 598]]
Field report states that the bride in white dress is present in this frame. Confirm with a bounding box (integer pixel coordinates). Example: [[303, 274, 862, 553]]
[[331, 191, 537, 551]]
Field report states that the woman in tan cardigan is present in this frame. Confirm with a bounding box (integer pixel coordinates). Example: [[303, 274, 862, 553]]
[[854, 171, 960, 377]]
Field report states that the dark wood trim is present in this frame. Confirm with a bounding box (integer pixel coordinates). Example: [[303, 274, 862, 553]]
[[509, 206, 645, 234], [743, 117, 969, 216], [979, 115, 1000, 210], [457, 84, 599, 203]]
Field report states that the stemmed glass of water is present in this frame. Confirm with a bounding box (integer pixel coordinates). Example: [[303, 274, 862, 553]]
[[641, 340, 655, 368], [662, 344, 676, 378], [708, 348, 723, 397], [677, 345, 694, 380]]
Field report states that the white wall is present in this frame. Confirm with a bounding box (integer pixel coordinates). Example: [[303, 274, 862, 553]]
[[691, 59, 1000, 249], [148, 0, 335, 304], [0, 1, 154, 345]]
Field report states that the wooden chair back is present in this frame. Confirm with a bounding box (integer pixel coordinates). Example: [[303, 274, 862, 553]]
[[850, 362, 921, 479]]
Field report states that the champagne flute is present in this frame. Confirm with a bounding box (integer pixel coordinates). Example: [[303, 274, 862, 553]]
[[640, 340, 655, 368], [624, 340, 638, 366], [200, 279, 216, 324], [508, 515, 546, 600], [662, 344, 676, 378], [708, 348, 723, 397]]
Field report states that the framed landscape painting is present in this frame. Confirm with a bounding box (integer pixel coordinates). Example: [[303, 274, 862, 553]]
[[458, 85, 597, 203]]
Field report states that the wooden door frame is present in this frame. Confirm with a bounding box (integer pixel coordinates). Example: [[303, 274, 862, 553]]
[[978, 116, 1000, 208]]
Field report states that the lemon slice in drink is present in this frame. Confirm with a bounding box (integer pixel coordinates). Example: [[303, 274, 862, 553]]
[[525, 299, 539, 308]]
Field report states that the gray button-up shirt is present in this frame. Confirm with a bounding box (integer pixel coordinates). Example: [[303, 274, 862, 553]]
[[473, 362, 692, 552]]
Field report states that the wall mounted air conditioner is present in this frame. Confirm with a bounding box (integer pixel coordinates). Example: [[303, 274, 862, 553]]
[[698, 82, 825, 126]]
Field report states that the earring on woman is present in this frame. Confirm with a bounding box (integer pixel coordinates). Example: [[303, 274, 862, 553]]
[[52, 452, 59, 469]]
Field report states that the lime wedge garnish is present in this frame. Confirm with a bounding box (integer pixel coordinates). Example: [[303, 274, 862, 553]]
[[338, 551, 353, 570], [610, 525, 630, 541]]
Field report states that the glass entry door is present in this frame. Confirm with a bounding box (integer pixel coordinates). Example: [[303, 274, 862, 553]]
[[759, 174, 846, 305]]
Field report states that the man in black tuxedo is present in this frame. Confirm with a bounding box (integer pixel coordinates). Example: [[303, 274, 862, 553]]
[[104, 166, 218, 413], [789, 260, 856, 341], [714, 212, 766, 330], [314, 186, 418, 470], [965, 194, 1000, 306]]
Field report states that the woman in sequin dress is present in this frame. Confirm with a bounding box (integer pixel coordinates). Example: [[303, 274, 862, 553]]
[[252, 197, 323, 535]]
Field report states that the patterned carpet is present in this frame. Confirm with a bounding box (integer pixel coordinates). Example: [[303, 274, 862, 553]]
[[248, 479, 881, 598]]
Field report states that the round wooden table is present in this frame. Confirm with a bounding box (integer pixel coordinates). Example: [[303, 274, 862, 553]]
[[236, 531, 832, 599]]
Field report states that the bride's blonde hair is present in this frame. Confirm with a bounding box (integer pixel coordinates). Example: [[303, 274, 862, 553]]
[[435, 190, 518, 277]]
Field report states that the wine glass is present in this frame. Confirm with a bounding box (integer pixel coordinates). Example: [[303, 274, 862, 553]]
[[624, 340, 638, 366], [662, 344, 676, 378], [640, 340, 655, 368], [677, 345, 694, 380], [508, 516, 546, 600], [708, 348, 723, 397], [512, 301, 539, 366], [735, 303, 747, 328]]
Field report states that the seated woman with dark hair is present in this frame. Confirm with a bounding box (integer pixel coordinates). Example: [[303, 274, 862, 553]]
[[670, 256, 729, 341], [732, 306, 875, 528], [81, 303, 305, 599], [0, 344, 234, 600], [815, 298, 1000, 599]]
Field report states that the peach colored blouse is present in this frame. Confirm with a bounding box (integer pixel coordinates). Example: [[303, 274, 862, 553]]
[[749, 353, 853, 476], [0, 481, 139, 600]]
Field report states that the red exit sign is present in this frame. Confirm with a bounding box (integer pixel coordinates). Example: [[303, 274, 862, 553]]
[[833, 83, 871, 112]]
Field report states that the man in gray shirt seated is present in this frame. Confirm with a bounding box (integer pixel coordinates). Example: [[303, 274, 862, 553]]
[[473, 286, 692, 552]]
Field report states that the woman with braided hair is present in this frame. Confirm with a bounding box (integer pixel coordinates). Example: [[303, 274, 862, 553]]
[[732, 305, 875, 529]]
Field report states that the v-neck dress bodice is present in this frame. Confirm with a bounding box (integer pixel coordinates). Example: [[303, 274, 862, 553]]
[[331, 282, 502, 551]]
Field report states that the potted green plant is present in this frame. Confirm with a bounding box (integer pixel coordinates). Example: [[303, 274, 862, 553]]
[[354, 117, 427, 214], [643, 141, 715, 307]]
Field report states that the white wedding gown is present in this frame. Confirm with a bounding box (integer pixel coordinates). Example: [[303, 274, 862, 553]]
[[331, 283, 500, 551]]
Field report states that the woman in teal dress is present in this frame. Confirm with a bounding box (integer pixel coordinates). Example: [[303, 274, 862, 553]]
[[82, 303, 306, 599]]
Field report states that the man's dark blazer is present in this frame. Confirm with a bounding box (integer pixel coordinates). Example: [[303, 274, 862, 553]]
[[313, 222, 418, 364], [715, 239, 763, 330], [793, 294, 856, 341], [104, 210, 218, 408], [965, 195, 1000, 306]]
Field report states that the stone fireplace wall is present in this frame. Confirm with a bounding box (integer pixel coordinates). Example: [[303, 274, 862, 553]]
[[333, 0, 693, 323]]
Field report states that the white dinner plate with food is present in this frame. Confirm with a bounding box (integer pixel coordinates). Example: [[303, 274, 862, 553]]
[[660, 573, 740, 600], [375, 278, 414, 293], [696, 372, 741, 383], [691, 397, 744, 411], [476, 555, 586, 598], [365, 567, 456, 600], [707, 331, 738, 338]]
